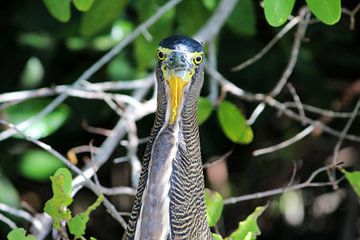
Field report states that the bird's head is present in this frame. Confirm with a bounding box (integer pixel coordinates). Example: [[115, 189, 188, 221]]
[[156, 36, 204, 125]]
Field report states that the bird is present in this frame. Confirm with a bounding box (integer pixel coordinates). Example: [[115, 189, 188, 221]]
[[123, 36, 213, 240]]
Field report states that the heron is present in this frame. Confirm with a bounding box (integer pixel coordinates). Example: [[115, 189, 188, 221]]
[[123, 36, 212, 240]]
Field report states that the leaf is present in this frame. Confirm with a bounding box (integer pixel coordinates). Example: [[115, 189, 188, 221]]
[[342, 169, 360, 198], [205, 189, 224, 227], [44, 168, 73, 230], [198, 97, 213, 125], [20, 57, 44, 89], [7, 228, 36, 240], [80, 0, 128, 36], [217, 101, 253, 144], [19, 150, 65, 181], [0, 173, 20, 207], [202, 0, 219, 11], [68, 195, 104, 238], [212, 233, 224, 240], [134, 0, 175, 70], [306, 0, 341, 25], [2, 99, 70, 139], [177, 0, 210, 35], [264, 0, 295, 27], [227, 0, 256, 36], [226, 205, 268, 240], [42, 0, 71, 22], [73, 0, 94, 12]]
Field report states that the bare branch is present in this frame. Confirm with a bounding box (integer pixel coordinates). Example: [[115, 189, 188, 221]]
[[0, 212, 17, 230]]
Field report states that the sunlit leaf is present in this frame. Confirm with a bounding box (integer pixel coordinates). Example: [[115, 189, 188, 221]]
[[264, 0, 295, 27], [43, 0, 71, 22], [198, 97, 213, 125], [342, 169, 360, 198], [20, 57, 44, 89], [44, 168, 73, 229], [0, 173, 20, 207], [19, 150, 65, 181], [227, 0, 256, 36], [306, 0, 341, 25], [18, 33, 54, 50], [217, 101, 253, 144], [80, 0, 128, 36], [7, 228, 36, 240], [111, 19, 133, 41], [212, 233, 224, 240], [205, 189, 224, 227], [226, 205, 268, 240], [2, 99, 70, 139], [68, 195, 103, 238], [73, 0, 94, 12], [279, 191, 304, 226], [202, 0, 219, 11]]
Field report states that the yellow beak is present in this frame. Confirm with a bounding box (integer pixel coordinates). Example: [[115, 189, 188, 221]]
[[167, 73, 190, 124]]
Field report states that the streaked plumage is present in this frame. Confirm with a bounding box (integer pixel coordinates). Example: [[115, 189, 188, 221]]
[[123, 36, 212, 240]]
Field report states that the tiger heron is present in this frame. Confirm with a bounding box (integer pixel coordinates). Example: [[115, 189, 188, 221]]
[[123, 36, 212, 240]]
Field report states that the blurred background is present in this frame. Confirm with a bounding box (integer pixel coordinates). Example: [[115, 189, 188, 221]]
[[0, 0, 360, 239]]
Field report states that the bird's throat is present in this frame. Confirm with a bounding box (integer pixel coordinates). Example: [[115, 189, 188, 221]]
[[167, 74, 189, 124]]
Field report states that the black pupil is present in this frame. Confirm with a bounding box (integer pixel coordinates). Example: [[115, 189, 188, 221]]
[[158, 52, 164, 58], [196, 56, 202, 62]]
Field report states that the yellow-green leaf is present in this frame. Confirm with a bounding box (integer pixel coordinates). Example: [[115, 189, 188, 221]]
[[43, 0, 71, 22], [227, 205, 268, 240], [80, 0, 128, 36], [342, 169, 360, 198], [306, 0, 341, 25], [198, 97, 213, 125], [212, 233, 224, 240], [264, 0, 295, 27], [217, 101, 253, 144], [205, 189, 224, 227], [44, 168, 73, 229], [73, 0, 94, 12], [0, 173, 20, 207], [2, 99, 70, 139], [7, 228, 36, 240], [68, 195, 103, 238]]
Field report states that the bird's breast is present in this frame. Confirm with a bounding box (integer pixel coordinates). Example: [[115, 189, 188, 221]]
[[135, 123, 180, 240]]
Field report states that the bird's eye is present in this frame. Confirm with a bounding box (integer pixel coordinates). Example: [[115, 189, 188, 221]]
[[193, 55, 203, 65], [157, 50, 165, 61]]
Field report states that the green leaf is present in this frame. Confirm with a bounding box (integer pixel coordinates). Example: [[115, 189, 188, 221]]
[[227, 205, 268, 240], [205, 189, 224, 227], [342, 169, 360, 198], [134, 0, 175, 70], [0, 173, 20, 207], [177, 0, 210, 35], [306, 0, 341, 25], [68, 195, 104, 238], [43, 0, 71, 22], [73, 0, 94, 12], [7, 228, 36, 240], [80, 0, 128, 36], [19, 150, 65, 181], [2, 99, 70, 139], [217, 101, 253, 144], [202, 0, 219, 11], [212, 233, 224, 240], [264, 0, 295, 27], [44, 168, 73, 229], [20, 57, 44, 89], [198, 97, 213, 125], [227, 0, 256, 36]]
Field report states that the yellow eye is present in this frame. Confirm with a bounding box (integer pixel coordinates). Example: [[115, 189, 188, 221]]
[[193, 54, 203, 65], [157, 50, 165, 61]]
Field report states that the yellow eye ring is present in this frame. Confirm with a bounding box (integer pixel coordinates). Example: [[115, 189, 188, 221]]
[[193, 54, 203, 65], [157, 50, 165, 61]]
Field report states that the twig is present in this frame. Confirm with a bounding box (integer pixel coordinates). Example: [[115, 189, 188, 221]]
[[0, 212, 17, 229], [287, 83, 306, 124], [203, 150, 233, 169], [0, 0, 182, 142], [208, 39, 219, 104], [231, 16, 301, 71], [253, 125, 314, 156], [223, 165, 343, 205], [342, 3, 360, 30]]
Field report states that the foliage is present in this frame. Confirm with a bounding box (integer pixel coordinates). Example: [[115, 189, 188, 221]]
[[198, 97, 213, 125], [7, 228, 36, 240], [342, 169, 360, 198], [205, 189, 224, 227], [217, 101, 253, 144]]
